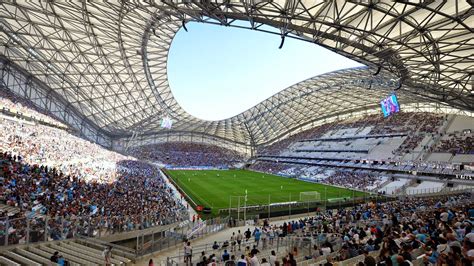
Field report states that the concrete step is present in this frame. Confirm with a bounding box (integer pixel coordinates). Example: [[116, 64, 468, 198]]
[[51, 243, 105, 265], [75, 238, 136, 259], [4, 251, 42, 266], [15, 248, 53, 265], [28, 246, 79, 266], [66, 241, 131, 264], [39, 245, 94, 266], [0, 255, 21, 266]]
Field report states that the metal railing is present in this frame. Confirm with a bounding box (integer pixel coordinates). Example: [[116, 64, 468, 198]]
[[404, 186, 474, 197], [164, 222, 379, 265], [134, 216, 230, 257], [0, 210, 188, 247], [221, 194, 392, 220]]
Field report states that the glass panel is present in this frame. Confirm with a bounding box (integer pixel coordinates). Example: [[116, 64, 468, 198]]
[[8, 217, 27, 245], [29, 216, 46, 243], [0, 217, 7, 246]]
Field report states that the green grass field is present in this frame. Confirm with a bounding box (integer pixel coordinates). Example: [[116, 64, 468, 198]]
[[166, 169, 367, 215]]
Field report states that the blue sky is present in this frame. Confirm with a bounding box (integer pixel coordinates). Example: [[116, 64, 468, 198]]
[[167, 22, 363, 121]]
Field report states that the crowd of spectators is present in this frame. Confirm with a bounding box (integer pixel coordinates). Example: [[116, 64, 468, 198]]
[[0, 90, 66, 128], [129, 142, 244, 167], [250, 162, 386, 191], [322, 171, 386, 191], [0, 117, 132, 183], [249, 161, 293, 174], [434, 133, 474, 155], [259, 112, 446, 157], [257, 123, 335, 156], [1, 151, 187, 245], [0, 114, 188, 245], [393, 114, 445, 155], [194, 194, 474, 266], [395, 135, 425, 154]]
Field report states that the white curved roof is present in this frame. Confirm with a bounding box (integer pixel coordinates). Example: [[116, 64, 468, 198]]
[[0, 1, 472, 147]]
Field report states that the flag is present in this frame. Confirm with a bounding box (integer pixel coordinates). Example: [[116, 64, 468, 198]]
[[90, 205, 98, 215]]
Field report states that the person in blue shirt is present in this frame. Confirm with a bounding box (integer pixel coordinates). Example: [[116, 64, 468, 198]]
[[222, 249, 230, 262], [447, 209, 455, 221], [57, 255, 67, 266], [423, 246, 439, 265], [468, 207, 474, 219], [254, 229, 261, 247], [237, 254, 247, 266]]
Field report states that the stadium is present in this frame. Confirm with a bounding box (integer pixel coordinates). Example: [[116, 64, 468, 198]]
[[0, 1, 473, 265]]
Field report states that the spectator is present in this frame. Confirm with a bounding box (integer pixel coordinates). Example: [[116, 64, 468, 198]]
[[183, 241, 192, 265], [57, 255, 67, 266], [254, 229, 261, 247], [225, 255, 236, 266], [363, 250, 376, 266], [269, 250, 277, 265], [261, 258, 270, 266], [237, 254, 247, 266], [102, 247, 112, 266], [222, 249, 230, 262], [249, 252, 259, 266], [50, 251, 59, 263]]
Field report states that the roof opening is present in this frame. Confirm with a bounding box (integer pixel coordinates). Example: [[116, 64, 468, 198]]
[[167, 22, 363, 121]]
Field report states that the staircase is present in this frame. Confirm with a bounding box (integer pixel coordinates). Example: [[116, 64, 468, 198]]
[[375, 176, 394, 192], [0, 237, 135, 265], [395, 179, 417, 196], [420, 114, 456, 161]]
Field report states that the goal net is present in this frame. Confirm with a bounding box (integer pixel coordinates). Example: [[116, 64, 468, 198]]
[[299, 191, 321, 202]]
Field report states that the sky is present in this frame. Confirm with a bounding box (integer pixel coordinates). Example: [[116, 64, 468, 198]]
[[167, 22, 363, 121]]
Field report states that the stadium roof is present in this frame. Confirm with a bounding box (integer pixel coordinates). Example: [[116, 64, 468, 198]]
[[0, 1, 472, 149]]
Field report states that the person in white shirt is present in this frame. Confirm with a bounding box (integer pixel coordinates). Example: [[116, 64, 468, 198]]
[[440, 209, 449, 223], [184, 241, 192, 266], [237, 230, 244, 251], [260, 258, 270, 266], [269, 250, 277, 266], [321, 246, 331, 256], [249, 253, 260, 266], [353, 232, 360, 244], [102, 247, 112, 266], [261, 229, 268, 249], [268, 228, 275, 245]]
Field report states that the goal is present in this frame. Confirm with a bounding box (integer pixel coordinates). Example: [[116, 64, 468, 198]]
[[299, 191, 321, 202]]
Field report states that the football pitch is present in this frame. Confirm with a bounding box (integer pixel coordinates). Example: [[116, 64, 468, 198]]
[[166, 169, 367, 214]]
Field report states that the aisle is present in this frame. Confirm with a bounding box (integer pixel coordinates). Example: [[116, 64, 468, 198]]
[[134, 211, 317, 265]]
